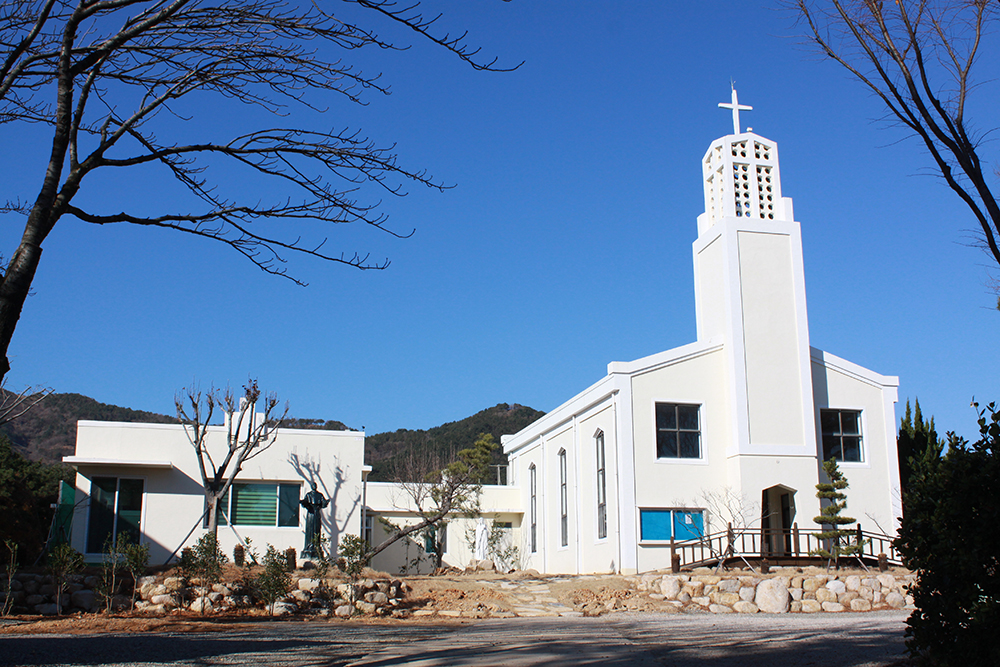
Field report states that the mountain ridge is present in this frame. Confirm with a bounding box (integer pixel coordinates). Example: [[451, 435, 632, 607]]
[[2, 392, 543, 478]]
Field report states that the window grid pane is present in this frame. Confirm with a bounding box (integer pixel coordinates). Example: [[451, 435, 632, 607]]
[[656, 403, 701, 459], [820, 410, 863, 462]]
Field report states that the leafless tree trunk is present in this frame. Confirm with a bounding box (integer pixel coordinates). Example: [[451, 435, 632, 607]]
[[0, 0, 517, 384], [176, 379, 288, 539], [795, 1, 1000, 270]]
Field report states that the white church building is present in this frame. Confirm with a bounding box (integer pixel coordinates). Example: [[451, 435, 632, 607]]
[[499, 91, 901, 575], [63, 92, 901, 576]]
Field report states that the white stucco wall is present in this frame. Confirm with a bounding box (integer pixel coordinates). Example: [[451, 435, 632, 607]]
[[811, 350, 901, 534], [66, 420, 365, 565], [364, 482, 522, 574]]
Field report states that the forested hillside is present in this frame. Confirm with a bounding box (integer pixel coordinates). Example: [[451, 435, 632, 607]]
[[1, 392, 178, 463], [365, 403, 545, 481], [2, 392, 542, 478]]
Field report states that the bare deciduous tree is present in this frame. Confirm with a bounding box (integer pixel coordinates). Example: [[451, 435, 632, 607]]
[[0, 382, 51, 426], [0, 0, 516, 383], [795, 1, 1000, 270], [365, 433, 496, 570], [176, 379, 288, 538]]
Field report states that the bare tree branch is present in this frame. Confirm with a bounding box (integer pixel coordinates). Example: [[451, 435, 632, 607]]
[[794, 0, 1000, 272], [0, 0, 516, 382], [0, 382, 51, 427], [176, 378, 289, 538]]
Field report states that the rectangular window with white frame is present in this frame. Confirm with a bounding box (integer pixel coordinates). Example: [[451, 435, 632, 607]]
[[638, 508, 705, 542], [204, 482, 300, 528], [820, 409, 863, 462], [655, 403, 701, 459]]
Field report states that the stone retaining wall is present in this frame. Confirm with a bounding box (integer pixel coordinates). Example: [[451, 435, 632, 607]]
[[633, 567, 915, 614], [134, 575, 411, 617], [1, 572, 411, 617]]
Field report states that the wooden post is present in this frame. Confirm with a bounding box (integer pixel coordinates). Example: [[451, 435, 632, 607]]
[[760, 558, 770, 574], [878, 553, 888, 572], [856, 523, 864, 549], [671, 537, 680, 573], [792, 522, 800, 557]]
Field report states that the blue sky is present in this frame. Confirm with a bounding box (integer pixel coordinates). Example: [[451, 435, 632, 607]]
[[2, 1, 997, 441]]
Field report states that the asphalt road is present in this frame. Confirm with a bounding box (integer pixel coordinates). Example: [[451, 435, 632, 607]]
[[0, 611, 909, 667]]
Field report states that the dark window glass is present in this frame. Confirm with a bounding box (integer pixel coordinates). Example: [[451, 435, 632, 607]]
[[87, 477, 118, 553], [87, 477, 144, 553], [655, 403, 701, 459], [115, 479, 144, 545], [679, 432, 700, 458], [278, 484, 300, 527], [820, 410, 863, 462], [678, 405, 699, 431], [596, 432, 607, 540]]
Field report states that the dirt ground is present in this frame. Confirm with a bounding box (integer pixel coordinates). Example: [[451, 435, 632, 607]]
[[0, 569, 638, 634], [1, 566, 895, 635]]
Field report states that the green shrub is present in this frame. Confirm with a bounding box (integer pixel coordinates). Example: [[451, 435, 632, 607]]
[[255, 545, 291, 615], [189, 532, 227, 587], [337, 534, 370, 580], [47, 542, 83, 615], [896, 401, 1000, 665]]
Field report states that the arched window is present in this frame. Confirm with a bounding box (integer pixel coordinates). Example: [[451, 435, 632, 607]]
[[596, 431, 607, 539], [559, 449, 568, 547]]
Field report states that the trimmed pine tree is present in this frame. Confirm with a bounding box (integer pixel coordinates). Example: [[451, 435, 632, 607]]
[[812, 458, 863, 566]]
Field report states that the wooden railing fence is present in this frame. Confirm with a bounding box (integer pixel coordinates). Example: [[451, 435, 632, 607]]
[[668, 522, 902, 571]]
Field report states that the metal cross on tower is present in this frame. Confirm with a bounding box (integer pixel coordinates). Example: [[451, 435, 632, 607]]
[[718, 87, 752, 135]]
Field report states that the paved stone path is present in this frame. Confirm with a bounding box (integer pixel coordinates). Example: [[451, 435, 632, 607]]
[[414, 575, 599, 618]]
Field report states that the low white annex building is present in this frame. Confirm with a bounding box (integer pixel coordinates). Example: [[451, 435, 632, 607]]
[[64, 420, 368, 566], [64, 92, 900, 576], [500, 90, 901, 575]]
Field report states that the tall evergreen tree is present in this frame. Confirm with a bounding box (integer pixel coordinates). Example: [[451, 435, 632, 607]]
[[812, 458, 863, 566], [897, 399, 945, 497]]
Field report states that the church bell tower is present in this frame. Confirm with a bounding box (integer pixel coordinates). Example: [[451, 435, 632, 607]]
[[693, 89, 818, 463]]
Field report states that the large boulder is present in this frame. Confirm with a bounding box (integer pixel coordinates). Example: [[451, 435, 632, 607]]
[[70, 589, 98, 612], [365, 591, 389, 605], [297, 578, 320, 593], [163, 577, 186, 593], [659, 577, 682, 599], [189, 597, 214, 614], [754, 578, 790, 613]]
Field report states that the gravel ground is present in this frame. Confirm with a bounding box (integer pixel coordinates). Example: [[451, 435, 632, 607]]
[[0, 611, 909, 666]]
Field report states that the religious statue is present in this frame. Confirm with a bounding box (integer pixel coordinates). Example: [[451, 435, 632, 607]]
[[474, 517, 489, 561], [300, 482, 329, 559]]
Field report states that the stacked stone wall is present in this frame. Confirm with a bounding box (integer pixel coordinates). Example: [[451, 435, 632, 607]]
[[634, 567, 915, 614]]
